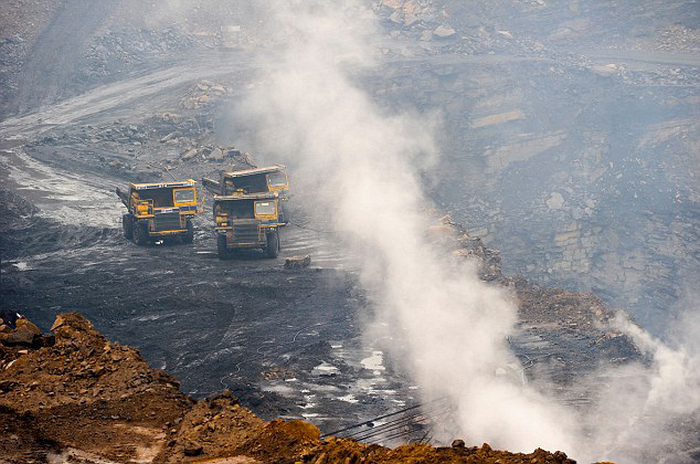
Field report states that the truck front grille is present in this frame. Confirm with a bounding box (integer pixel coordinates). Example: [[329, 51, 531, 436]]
[[154, 212, 182, 232], [232, 223, 260, 244]]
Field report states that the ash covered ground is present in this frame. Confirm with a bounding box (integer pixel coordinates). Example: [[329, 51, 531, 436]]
[[1, 1, 699, 463]]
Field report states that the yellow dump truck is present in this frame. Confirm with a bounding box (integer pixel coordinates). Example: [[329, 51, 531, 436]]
[[116, 180, 200, 246], [202, 165, 290, 223], [213, 192, 282, 259]]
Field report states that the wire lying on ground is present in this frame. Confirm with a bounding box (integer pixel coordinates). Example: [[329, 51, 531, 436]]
[[321, 397, 453, 445]]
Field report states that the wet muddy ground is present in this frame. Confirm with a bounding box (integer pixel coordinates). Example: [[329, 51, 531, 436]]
[[0, 145, 632, 447], [0, 184, 409, 431]]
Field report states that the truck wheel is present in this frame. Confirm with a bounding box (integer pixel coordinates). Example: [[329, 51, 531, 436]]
[[265, 231, 279, 259], [182, 219, 194, 244], [279, 203, 288, 225], [122, 214, 133, 239], [133, 223, 148, 246], [280, 201, 292, 225], [217, 234, 229, 260]]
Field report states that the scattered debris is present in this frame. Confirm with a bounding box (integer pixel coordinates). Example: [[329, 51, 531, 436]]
[[433, 25, 456, 38], [285, 254, 311, 269], [180, 80, 229, 110]]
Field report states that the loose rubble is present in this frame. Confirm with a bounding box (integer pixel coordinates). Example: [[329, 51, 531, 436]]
[[285, 254, 312, 269], [0, 313, 192, 463]]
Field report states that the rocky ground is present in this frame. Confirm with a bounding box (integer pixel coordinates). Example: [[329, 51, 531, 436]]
[[0, 314, 583, 463], [1, 199, 654, 461]]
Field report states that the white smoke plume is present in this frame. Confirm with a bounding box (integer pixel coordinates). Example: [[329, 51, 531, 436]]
[[582, 309, 700, 462], [232, 0, 700, 461], [239, 0, 576, 455]]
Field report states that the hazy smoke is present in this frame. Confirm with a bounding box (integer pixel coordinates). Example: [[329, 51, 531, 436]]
[[583, 309, 700, 462], [239, 0, 575, 454], [116, 0, 266, 31], [234, 0, 699, 461]]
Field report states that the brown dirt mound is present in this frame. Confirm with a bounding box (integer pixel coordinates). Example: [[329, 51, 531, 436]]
[[0, 313, 582, 463], [0, 313, 192, 463], [155, 394, 577, 464]]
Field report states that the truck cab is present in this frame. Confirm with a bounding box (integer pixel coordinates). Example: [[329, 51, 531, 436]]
[[213, 192, 282, 259], [116, 180, 200, 246], [203, 165, 290, 223]]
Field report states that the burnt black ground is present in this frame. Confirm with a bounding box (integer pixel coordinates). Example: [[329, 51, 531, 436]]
[[0, 92, 697, 462], [0, 175, 638, 431], [3, 181, 700, 462], [1, 193, 400, 424]]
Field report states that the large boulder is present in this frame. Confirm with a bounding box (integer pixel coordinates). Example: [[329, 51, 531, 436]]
[[15, 319, 41, 335], [0, 326, 41, 348], [285, 255, 311, 269], [433, 25, 456, 38]]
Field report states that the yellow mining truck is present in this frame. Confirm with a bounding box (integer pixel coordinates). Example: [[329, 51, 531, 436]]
[[202, 165, 290, 223], [116, 180, 200, 246], [213, 192, 282, 259]]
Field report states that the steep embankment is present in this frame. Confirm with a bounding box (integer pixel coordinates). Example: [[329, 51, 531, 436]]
[[0, 313, 580, 463]]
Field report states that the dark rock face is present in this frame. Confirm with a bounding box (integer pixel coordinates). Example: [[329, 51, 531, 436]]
[[364, 1, 700, 334]]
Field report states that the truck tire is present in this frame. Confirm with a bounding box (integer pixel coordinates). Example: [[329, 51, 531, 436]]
[[265, 231, 279, 259], [279, 203, 288, 225], [133, 222, 148, 246], [217, 234, 229, 260], [122, 214, 133, 239], [182, 219, 194, 244]]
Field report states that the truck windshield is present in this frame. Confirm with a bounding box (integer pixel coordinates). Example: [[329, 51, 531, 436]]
[[174, 188, 196, 204], [267, 172, 287, 188], [135, 188, 174, 207], [255, 201, 276, 217], [229, 174, 267, 194], [219, 200, 254, 219]]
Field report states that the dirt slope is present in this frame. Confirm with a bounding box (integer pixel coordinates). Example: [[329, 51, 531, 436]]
[[0, 313, 191, 463], [12, 0, 118, 115], [0, 313, 580, 464]]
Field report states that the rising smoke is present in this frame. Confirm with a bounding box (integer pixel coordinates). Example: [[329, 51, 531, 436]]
[[234, 1, 699, 462], [239, 0, 576, 454], [583, 309, 700, 462]]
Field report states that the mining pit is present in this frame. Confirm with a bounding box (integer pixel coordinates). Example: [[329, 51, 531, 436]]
[[1, 1, 699, 463]]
